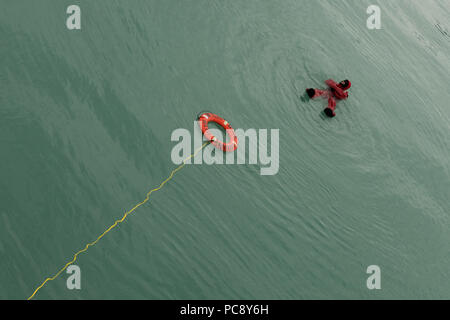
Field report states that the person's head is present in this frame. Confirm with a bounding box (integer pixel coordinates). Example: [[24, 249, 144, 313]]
[[338, 79, 351, 90]]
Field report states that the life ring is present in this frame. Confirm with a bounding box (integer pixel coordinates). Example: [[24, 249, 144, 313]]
[[197, 112, 238, 152]]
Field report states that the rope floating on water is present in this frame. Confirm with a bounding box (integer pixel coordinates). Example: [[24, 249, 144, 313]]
[[27, 141, 209, 300]]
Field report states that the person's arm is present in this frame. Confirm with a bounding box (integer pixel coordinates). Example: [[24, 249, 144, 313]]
[[325, 79, 342, 93], [325, 79, 336, 87], [325, 79, 347, 99]]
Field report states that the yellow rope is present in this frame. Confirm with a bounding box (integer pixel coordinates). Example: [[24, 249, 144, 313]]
[[27, 141, 209, 300]]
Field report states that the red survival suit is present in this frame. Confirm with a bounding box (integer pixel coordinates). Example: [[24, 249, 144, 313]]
[[307, 79, 351, 117]]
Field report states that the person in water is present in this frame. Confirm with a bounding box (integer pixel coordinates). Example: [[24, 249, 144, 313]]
[[306, 79, 351, 117]]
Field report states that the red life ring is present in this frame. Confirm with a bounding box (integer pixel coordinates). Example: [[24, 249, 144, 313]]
[[197, 113, 238, 152]]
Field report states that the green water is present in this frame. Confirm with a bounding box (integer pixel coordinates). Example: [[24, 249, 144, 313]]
[[1, 0, 449, 299]]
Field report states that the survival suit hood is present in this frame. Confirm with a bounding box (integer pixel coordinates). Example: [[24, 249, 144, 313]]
[[338, 79, 351, 90]]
